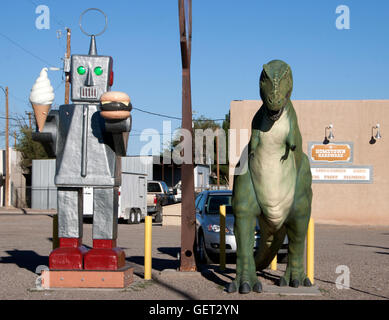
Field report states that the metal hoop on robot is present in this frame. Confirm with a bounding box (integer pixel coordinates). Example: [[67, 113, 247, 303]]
[[79, 8, 108, 37]]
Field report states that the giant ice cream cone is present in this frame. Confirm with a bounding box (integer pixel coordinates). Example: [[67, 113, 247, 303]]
[[32, 103, 51, 132], [29, 68, 54, 132]]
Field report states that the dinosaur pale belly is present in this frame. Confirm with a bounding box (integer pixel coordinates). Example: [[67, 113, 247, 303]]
[[249, 112, 297, 228]]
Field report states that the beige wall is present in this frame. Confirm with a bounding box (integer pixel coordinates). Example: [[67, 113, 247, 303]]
[[229, 100, 389, 226]]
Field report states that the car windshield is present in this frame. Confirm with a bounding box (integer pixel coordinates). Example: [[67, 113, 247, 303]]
[[148, 183, 162, 193], [206, 195, 232, 214]]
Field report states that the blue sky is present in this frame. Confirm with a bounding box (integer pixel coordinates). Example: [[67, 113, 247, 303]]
[[0, 0, 388, 154]]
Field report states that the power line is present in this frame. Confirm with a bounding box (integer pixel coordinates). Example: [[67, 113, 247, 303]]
[[132, 107, 181, 120], [132, 106, 226, 122], [0, 31, 57, 68]]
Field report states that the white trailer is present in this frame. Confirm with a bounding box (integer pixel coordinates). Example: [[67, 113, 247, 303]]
[[118, 172, 147, 224], [82, 174, 147, 223]]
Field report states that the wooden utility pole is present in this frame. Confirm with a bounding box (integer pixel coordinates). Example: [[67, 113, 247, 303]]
[[5, 86, 9, 207], [64, 28, 71, 104], [216, 132, 220, 189], [178, 0, 196, 272], [25, 111, 32, 129]]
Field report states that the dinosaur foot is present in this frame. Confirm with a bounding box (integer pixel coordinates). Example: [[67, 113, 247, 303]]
[[227, 280, 262, 294], [279, 276, 312, 288]]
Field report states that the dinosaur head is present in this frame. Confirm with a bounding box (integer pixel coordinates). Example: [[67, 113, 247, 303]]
[[259, 60, 293, 121]]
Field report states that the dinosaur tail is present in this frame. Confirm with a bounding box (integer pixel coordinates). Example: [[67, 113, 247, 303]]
[[255, 223, 287, 271]]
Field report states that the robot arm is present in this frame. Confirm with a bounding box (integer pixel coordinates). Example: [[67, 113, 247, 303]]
[[104, 114, 132, 133], [104, 115, 132, 156], [32, 110, 59, 157]]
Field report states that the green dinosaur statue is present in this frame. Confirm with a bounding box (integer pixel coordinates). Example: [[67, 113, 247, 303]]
[[228, 60, 312, 294]]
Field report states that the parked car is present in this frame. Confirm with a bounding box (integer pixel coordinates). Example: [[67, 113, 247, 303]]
[[147, 181, 171, 206], [172, 180, 182, 203], [195, 190, 288, 264], [147, 180, 172, 222], [146, 193, 163, 223]]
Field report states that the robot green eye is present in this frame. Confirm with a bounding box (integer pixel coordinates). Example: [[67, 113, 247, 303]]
[[94, 66, 103, 76], [77, 66, 86, 75]]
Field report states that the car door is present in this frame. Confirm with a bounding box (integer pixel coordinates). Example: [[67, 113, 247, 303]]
[[195, 192, 203, 228]]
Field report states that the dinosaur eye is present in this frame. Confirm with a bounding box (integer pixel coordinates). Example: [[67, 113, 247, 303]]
[[77, 66, 86, 75], [94, 66, 103, 76]]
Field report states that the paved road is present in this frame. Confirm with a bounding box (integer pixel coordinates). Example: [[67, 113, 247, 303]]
[[0, 212, 388, 300]]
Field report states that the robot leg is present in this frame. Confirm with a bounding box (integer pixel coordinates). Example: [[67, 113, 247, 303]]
[[49, 188, 88, 270], [84, 187, 125, 270]]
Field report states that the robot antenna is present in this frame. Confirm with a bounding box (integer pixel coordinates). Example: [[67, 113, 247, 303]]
[[79, 8, 108, 37]]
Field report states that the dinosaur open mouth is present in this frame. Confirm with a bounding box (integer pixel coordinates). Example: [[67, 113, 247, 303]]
[[266, 106, 284, 121]]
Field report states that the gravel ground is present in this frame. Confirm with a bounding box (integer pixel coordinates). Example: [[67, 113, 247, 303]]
[[0, 212, 388, 300]]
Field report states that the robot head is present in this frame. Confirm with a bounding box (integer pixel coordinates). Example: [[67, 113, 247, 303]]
[[70, 37, 113, 103]]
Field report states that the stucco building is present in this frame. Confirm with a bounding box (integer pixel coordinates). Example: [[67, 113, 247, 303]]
[[229, 100, 388, 225]]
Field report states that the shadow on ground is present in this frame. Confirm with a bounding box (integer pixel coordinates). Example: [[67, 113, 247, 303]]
[[158, 247, 180, 258], [198, 264, 281, 291], [0, 250, 48, 273], [315, 277, 389, 300], [345, 243, 389, 251], [126, 256, 179, 273]]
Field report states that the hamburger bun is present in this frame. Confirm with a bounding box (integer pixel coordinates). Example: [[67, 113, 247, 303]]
[[101, 91, 131, 106], [100, 110, 131, 120]]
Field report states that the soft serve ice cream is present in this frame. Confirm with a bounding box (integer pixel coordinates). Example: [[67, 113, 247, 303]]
[[29, 67, 55, 131]]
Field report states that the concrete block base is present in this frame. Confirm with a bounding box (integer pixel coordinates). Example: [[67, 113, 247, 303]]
[[262, 284, 322, 296]]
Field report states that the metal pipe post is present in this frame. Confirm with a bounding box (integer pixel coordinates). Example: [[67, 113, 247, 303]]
[[144, 215, 152, 280], [219, 205, 226, 271], [270, 255, 277, 271], [178, 0, 196, 272], [307, 218, 314, 284]]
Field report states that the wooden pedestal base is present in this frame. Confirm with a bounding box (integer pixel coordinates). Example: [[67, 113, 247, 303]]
[[41, 265, 133, 289]]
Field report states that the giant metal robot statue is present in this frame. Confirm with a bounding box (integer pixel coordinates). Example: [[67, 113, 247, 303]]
[[228, 60, 313, 294], [31, 12, 132, 270]]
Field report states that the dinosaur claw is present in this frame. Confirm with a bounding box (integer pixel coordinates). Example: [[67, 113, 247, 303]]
[[279, 277, 288, 287], [253, 281, 263, 293], [303, 278, 312, 287], [239, 282, 251, 294], [226, 282, 237, 293], [290, 279, 300, 288]]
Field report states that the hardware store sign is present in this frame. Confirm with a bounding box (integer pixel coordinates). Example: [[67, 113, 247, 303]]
[[309, 142, 353, 164]]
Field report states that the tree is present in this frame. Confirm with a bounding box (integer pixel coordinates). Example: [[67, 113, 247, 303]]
[[15, 126, 50, 172], [217, 111, 230, 185], [161, 112, 231, 186]]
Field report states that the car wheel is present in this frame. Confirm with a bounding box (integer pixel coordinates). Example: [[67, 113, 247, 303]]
[[198, 232, 212, 265], [135, 211, 141, 224], [127, 210, 136, 224], [154, 209, 163, 223]]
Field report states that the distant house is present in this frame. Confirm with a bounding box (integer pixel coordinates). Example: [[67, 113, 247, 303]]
[[0, 149, 27, 208]]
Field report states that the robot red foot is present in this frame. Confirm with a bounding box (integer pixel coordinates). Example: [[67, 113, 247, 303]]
[[49, 238, 125, 271]]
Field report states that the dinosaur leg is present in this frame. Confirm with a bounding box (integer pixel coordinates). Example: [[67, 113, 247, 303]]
[[255, 216, 286, 271], [228, 168, 262, 294], [281, 156, 312, 288]]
